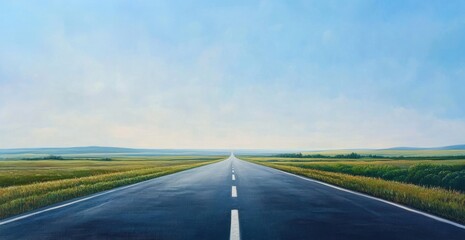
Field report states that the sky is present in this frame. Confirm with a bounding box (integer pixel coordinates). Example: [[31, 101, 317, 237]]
[[1, 0, 465, 150]]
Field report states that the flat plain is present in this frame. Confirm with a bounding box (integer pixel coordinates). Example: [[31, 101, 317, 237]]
[[0, 155, 224, 220]]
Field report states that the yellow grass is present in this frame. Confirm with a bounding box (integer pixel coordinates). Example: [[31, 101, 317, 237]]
[[0, 158, 221, 220]]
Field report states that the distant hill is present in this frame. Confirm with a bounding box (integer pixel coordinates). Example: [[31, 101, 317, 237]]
[[384, 147, 426, 150], [0, 146, 231, 158], [386, 144, 465, 151], [437, 144, 465, 150], [0, 146, 285, 159], [0, 146, 147, 155], [2, 145, 465, 159]]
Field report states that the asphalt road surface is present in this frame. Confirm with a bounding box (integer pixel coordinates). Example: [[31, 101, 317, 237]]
[[1, 154, 464, 239]]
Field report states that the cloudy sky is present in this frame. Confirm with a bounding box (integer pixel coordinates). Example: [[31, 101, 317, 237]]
[[1, 0, 465, 150]]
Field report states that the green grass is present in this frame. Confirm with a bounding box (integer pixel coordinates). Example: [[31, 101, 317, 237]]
[[242, 156, 465, 224], [260, 160, 465, 192], [0, 156, 224, 220]]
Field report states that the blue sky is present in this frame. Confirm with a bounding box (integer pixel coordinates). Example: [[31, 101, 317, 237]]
[[1, 0, 465, 149]]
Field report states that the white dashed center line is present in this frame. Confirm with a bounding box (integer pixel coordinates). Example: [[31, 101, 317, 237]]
[[230, 209, 240, 240], [232, 186, 237, 197], [230, 159, 240, 239]]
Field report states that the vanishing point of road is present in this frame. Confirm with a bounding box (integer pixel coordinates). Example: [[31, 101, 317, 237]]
[[1, 154, 465, 239]]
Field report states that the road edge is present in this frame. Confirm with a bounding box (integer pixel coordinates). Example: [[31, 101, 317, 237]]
[[0, 158, 227, 226], [237, 157, 465, 230]]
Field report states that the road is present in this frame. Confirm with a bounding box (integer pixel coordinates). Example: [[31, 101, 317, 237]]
[[1, 154, 465, 239]]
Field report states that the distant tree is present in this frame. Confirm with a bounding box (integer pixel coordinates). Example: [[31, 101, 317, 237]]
[[275, 153, 303, 158]]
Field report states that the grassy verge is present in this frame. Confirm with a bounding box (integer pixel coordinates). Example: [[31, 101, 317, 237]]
[[246, 159, 465, 224], [0, 157, 222, 220], [282, 162, 465, 192]]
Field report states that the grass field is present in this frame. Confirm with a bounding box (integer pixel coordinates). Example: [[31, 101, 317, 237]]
[[242, 154, 465, 224], [0, 156, 224, 220]]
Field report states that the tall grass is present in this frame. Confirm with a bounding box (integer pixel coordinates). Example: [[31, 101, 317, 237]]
[[0, 160, 218, 220], [284, 162, 465, 192], [253, 161, 465, 224]]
